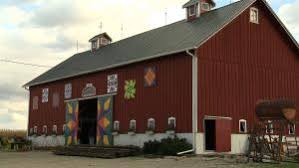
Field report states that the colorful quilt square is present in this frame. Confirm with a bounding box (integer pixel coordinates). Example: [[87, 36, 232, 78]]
[[144, 67, 157, 87]]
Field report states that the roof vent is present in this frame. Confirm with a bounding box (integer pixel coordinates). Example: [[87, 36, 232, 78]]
[[183, 0, 216, 22], [89, 32, 112, 51]]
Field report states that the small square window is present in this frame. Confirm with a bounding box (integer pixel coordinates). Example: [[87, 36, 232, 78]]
[[168, 117, 176, 129], [201, 3, 210, 11], [92, 41, 97, 49], [189, 5, 196, 16], [289, 124, 296, 135], [129, 120, 136, 132], [147, 118, 155, 130], [113, 121, 120, 131], [239, 119, 247, 133], [250, 8, 259, 24], [266, 120, 274, 134]]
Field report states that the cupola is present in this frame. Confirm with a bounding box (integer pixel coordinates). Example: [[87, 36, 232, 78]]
[[183, 0, 216, 22], [89, 32, 112, 51]]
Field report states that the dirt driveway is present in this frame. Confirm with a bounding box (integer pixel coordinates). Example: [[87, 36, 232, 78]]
[[0, 151, 297, 168]]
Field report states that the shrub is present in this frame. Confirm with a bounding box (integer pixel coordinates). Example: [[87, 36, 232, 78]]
[[143, 140, 160, 154], [143, 136, 192, 156]]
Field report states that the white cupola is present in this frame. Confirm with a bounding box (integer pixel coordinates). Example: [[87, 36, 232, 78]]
[[89, 32, 112, 51], [183, 0, 216, 22]]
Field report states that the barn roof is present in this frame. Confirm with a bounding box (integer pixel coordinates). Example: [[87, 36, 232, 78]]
[[24, 0, 298, 87]]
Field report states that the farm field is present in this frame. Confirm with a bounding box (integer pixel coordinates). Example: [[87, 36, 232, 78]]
[[0, 151, 298, 168]]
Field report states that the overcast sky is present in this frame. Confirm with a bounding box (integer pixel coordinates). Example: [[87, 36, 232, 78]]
[[0, 0, 298, 130]]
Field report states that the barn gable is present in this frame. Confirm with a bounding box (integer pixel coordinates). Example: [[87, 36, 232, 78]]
[[197, 0, 299, 133]]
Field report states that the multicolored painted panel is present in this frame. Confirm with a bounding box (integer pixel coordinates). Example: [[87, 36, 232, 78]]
[[96, 96, 113, 145], [65, 101, 79, 145], [144, 67, 156, 87]]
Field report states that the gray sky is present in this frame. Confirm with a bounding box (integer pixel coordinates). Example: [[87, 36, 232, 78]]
[[0, 0, 298, 129]]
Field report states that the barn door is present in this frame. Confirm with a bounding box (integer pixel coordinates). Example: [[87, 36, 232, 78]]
[[215, 118, 232, 152], [96, 96, 113, 145], [65, 101, 79, 145]]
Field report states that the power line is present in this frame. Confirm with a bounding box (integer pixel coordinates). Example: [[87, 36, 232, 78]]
[[0, 59, 53, 68]]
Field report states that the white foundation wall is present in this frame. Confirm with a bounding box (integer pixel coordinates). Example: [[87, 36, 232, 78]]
[[28, 133, 251, 154], [231, 134, 250, 154], [114, 133, 193, 147], [28, 135, 65, 147], [195, 133, 249, 154]]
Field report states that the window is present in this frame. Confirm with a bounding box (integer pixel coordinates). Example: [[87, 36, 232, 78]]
[[266, 120, 274, 134], [52, 93, 59, 108], [250, 7, 259, 24], [201, 3, 210, 11], [29, 128, 33, 135], [113, 121, 120, 131], [101, 38, 109, 45], [92, 41, 97, 49], [33, 96, 38, 110], [42, 125, 47, 135], [239, 119, 247, 133], [189, 5, 196, 16], [168, 117, 176, 129], [62, 124, 66, 134], [147, 118, 155, 130], [34, 126, 38, 134], [129, 120, 136, 132], [42, 88, 49, 103], [289, 124, 296, 135], [52, 125, 58, 134], [64, 83, 72, 99]]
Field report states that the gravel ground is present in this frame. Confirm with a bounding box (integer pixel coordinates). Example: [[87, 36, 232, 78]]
[[0, 151, 297, 168]]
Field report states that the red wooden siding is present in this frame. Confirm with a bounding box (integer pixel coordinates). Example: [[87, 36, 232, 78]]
[[198, 1, 299, 134], [28, 53, 192, 135]]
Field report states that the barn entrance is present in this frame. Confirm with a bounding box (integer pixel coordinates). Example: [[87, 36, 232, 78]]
[[205, 120, 216, 150], [64, 95, 114, 146], [78, 99, 97, 145], [204, 117, 232, 152]]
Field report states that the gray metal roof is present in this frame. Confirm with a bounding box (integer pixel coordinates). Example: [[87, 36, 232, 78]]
[[25, 0, 257, 87]]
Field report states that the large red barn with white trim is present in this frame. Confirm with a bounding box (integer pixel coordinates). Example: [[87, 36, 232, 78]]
[[25, 0, 299, 154]]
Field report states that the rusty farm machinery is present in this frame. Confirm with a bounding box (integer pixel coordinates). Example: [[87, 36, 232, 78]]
[[247, 100, 299, 163]]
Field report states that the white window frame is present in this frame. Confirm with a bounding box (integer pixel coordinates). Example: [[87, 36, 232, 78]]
[[52, 125, 58, 134], [147, 118, 156, 130], [129, 119, 136, 132], [201, 2, 210, 11], [168, 117, 176, 128], [239, 119, 247, 133], [62, 124, 66, 134], [188, 5, 196, 16], [34, 126, 38, 134], [250, 7, 259, 24], [113, 121, 120, 131], [288, 124, 296, 135], [64, 83, 72, 99], [42, 125, 47, 135], [29, 128, 33, 135], [266, 120, 274, 134], [42, 88, 49, 103], [92, 41, 97, 49]]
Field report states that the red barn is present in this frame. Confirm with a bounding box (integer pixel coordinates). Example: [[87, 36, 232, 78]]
[[24, 0, 299, 154]]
